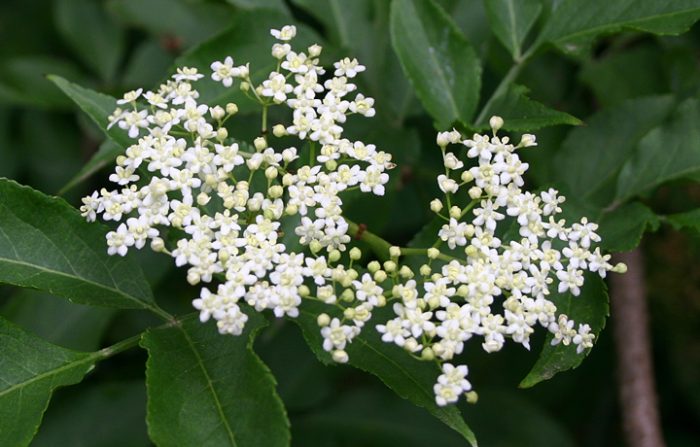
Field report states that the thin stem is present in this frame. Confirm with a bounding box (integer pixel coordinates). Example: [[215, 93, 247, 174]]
[[96, 332, 143, 360], [261, 105, 268, 134]]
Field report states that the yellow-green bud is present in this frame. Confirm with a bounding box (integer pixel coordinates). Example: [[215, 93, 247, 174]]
[[461, 170, 474, 183], [430, 198, 443, 213], [427, 248, 440, 259], [466, 391, 479, 404], [325, 160, 337, 171], [341, 288, 354, 302], [264, 166, 278, 180], [254, 136, 267, 151], [489, 115, 504, 133], [449, 206, 461, 219], [343, 308, 356, 319], [197, 192, 211, 206], [216, 127, 228, 141], [317, 313, 330, 327], [309, 240, 323, 254], [240, 81, 250, 92], [349, 247, 362, 260], [389, 246, 401, 258], [329, 250, 341, 263], [420, 347, 435, 361], [373, 270, 387, 283], [383, 260, 396, 273], [298, 285, 310, 297], [420, 264, 432, 276], [268, 185, 283, 199], [399, 265, 414, 279], [367, 261, 381, 273], [225, 103, 239, 115], [468, 186, 482, 199], [272, 124, 287, 137]]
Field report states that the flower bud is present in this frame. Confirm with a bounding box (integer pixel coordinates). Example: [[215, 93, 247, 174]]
[[317, 313, 330, 327], [489, 115, 504, 133], [309, 240, 323, 254], [298, 285, 310, 297], [216, 127, 228, 141], [240, 81, 250, 92], [264, 166, 278, 180], [427, 248, 440, 259], [373, 270, 388, 283], [272, 124, 287, 137], [268, 185, 283, 199], [419, 265, 431, 277], [308, 44, 322, 57], [449, 206, 461, 219], [404, 338, 419, 352], [325, 160, 337, 171], [420, 347, 435, 361], [254, 137, 267, 151], [197, 192, 211, 206], [341, 288, 355, 302], [332, 349, 349, 363], [389, 246, 401, 258], [519, 133, 537, 147], [210, 105, 225, 120], [329, 250, 341, 263], [468, 186, 482, 199], [367, 261, 381, 273], [383, 260, 396, 273], [461, 170, 474, 183], [150, 237, 165, 252], [612, 262, 628, 273], [466, 391, 479, 404], [399, 265, 414, 279], [349, 247, 362, 260], [285, 204, 298, 215], [430, 199, 443, 213], [225, 103, 239, 115]]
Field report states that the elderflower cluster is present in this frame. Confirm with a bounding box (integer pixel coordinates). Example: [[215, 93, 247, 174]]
[[373, 117, 622, 406], [81, 26, 391, 337], [81, 25, 622, 409]]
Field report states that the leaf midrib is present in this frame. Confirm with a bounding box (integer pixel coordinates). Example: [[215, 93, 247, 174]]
[[180, 327, 239, 447]]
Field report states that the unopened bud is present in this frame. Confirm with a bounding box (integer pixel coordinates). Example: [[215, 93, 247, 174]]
[[449, 206, 461, 219], [332, 349, 349, 363], [329, 250, 341, 263], [317, 313, 330, 327], [612, 262, 628, 274], [367, 261, 381, 273], [373, 270, 388, 283], [420, 264, 432, 276], [468, 186, 482, 200], [349, 247, 362, 260], [430, 199, 443, 213], [225, 103, 239, 115], [254, 137, 267, 151], [489, 115, 504, 133], [197, 192, 211, 206], [389, 246, 401, 258], [272, 124, 287, 137], [427, 248, 440, 259]]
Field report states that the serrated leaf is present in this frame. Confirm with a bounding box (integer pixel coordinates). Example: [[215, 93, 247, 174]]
[[484, 0, 542, 60], [175, 10, 321, 114], [538, 0, 700, 54], [597, 202, 659, 252], [476, 84, 581, 131], [54, 0, 125, 81], [141, 314, 290, 447], [58, 140, 122, 195], [520, 274, 608, 388], [0, 178, 157, 311], [294, 302, 477, 446], [390, 0, 481, 129], [615, 97, 700, 203], [553, 95, 675, 207], [48, 75, 131, 149], [666, 208, 700, 233], [0, 316, 96, 446]]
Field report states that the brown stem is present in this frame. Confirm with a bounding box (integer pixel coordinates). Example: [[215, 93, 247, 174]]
[[611, 248, 665, 447]]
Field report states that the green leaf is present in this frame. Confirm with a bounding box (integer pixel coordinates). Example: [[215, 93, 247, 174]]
[[597, 202, 659, 252], [0, 178, 157, 312], [390, 0, 481, 129], [666, 208, 700, 233], [538, 0, 700, 54], [615, 97, 700, 203], [32, 381, 149, 447], [107, 0, 236, 49], [293, 387, 467, 446], [295, 302, 477, 446], [0, 316, 96, 446], [553, 95, 675, 207], [579, 44, 666, 108], [176, 10, 321, 114], [0, 56, 86, 110], [48, 75, 131, 149], [476, 84, 581, 131], [520, 274, 608, 388], [58, 140, 122, 195], [141, 314, 290, 447], [2, 289, 116, 351], [54, 0, 125, 81], [227, 0, 290, 14], [484, 0, 542, 60]]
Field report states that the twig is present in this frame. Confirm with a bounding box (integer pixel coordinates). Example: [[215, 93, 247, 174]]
[[610, 248, 665, 447]]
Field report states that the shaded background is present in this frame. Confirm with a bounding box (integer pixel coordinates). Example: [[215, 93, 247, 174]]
[[0, 0, 699, 445]]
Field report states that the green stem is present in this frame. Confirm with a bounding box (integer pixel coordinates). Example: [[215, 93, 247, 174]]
[[346, 219, 392, 260], [261, 105, 268, 134], [474, 45, 537, 126], [96, 332, 143, 360], [400, 247, 458, 263]]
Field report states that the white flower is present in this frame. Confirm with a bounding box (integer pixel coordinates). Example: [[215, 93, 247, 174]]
[[261, 72, 293, 103], [270, 25, 297, 41], [211, 56, 236, 87], [437, 174, 458, 194]]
